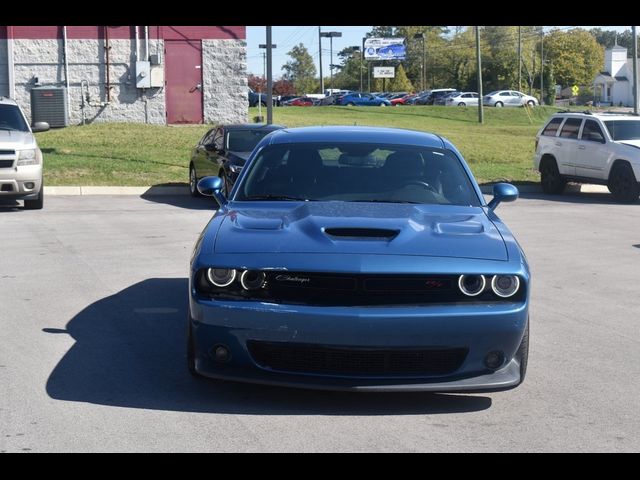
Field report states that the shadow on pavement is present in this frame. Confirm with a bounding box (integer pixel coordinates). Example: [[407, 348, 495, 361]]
[[140, 193, 218, 211], [518, 190, 638, 205], [46, 278, 492, 415]]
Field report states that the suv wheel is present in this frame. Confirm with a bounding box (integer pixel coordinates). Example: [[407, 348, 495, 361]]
[[608, 162, 640, 203], [540, 159, 567, 194], [24, 185, 44, 210]]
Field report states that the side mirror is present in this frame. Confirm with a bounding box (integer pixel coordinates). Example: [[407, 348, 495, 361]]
[[32, 122, 50, 133], [487, 183, 518, 211], [197, 176, 227, 207], [204, 143, 217, 152]]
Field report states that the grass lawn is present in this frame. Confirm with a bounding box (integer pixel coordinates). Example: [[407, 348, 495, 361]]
[[39, 105, 562, 186]]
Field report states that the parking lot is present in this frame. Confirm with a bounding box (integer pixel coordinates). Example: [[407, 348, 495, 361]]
[[1, 192, 639, 452]]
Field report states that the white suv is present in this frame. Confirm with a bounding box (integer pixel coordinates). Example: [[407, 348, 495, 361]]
[[0, 97, 49, 209], [534, 111, 640, 203]]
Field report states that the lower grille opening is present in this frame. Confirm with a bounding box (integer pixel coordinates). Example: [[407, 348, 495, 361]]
[[1, 184, 14, 192], [0, 160, 14, 168], [248, 341, 468, 376]]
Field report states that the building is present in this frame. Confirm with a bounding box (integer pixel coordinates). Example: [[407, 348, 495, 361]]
[[593, 44, 636, 107], [0, 26, 247, 125]]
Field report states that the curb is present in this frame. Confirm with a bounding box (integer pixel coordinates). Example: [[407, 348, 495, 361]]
[[43, 184, 611, 196]]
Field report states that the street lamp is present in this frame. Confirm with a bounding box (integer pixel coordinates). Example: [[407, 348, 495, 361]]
[[320, 31, 342, 92], [413, 33, 425, 92]]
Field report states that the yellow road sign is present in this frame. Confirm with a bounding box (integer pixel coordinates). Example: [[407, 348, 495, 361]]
[[572, 85, 579, 96]]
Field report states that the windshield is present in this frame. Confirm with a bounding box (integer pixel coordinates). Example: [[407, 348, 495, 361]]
[[0, 105, 29, 132], [235, 142, 481, 206], [227, 129, 273, 152], [604, 120, 640, 141]]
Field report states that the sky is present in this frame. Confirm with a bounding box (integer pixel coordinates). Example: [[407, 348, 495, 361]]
[[246, 26, 632, 79]]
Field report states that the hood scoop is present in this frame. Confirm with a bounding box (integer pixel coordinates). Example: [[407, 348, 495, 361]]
[[324, 227, 400, 240]]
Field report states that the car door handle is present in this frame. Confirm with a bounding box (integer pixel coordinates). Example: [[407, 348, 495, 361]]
[[578, 145, 586, 150]]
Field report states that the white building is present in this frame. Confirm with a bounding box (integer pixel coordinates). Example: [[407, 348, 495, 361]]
[[593, 44, 636, 107]]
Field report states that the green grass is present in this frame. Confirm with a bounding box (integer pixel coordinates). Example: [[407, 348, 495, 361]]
[[39, 105, 563, 186]]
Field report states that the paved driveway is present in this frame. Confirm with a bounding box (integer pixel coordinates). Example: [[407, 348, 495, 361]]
[[1, 192, 638, 452]]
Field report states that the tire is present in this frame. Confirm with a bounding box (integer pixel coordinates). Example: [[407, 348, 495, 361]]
[[540, 158, 567, 194], [607, 162, 640, 203], [516, 320, 529, 385], [495, 101, 504, 108], [24, 185, 43, 210], [347, 102, 355, 106], [527, 100, 536, 107], [260, 102, 267, 107], [186, 318, 201, 378], [458, 102, 466, 107], [379, 103, 387, 107], [189, 165, 201, 197]]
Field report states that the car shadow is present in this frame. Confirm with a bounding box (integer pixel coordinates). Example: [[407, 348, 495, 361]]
[[0, 198, 22, 211], [517, 190, 638, 205], [45, 278, 492, 415], [140, 193, 219, 211]]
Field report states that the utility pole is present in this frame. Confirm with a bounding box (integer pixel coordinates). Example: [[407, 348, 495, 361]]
[[517, 26, 522, 92], [476, 26, 484, 124], [360, 37, 365, 92], [540, 29, 544, 105], [265, 27, 273, 125], [320, 31, 342, 91], [414, 33, 425, 91], [318, 27, 324, 94], [633, 26, 638, 115]]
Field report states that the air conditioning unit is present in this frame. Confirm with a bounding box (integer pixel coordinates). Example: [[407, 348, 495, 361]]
[[30, 86, 69, 128]]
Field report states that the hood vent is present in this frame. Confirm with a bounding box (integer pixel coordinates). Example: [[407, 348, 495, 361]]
[[324, 227, 400, 240]]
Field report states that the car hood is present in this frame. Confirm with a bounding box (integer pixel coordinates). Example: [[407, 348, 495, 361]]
[[617, 139, 640, 149], [0, 130, 36, 149], [214, 202, 507, 261]]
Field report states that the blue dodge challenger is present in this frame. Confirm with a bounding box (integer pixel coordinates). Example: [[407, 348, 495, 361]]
[[188, 126, 530, 392]]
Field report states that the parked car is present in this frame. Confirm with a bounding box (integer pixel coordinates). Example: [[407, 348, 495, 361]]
[[534, 111, 640, 202], [248, 88, 267, 107], [287, 97, 315, 107], [317, 94, 341, 106], [390, 93, 416, 106], [483, 90, 538, 107], [340, 93, 391, 106], [434, 91, 460, 106], [415, 88, 457, 105], [189, 126, 530, 392], [445, 92, 480, 107], [189, 123, 285, 197], [277, 95, 299, 106], [0, 97, 49, 209]]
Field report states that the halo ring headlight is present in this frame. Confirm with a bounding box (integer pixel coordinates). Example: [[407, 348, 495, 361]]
[[206, 268, 237, 287], [458, 274, 486, 297], [240, 270, 266, 290], [491, 275, 520, 298]]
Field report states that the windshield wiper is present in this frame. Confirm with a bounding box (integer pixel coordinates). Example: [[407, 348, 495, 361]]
[[347, 199, 422, 204], [243, 194, 314, 202]]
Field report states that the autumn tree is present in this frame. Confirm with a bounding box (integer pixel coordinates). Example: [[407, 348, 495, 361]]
[[248, 74, 266, 93], [283, 43, 318, 95]]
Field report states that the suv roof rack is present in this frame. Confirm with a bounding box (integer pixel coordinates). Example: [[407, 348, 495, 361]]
[[556, 109, 592, 114]]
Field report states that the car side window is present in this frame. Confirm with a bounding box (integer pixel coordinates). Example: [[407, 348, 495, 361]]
[[499, 92, 511, 96], [542, 118, 563, 136], [200, 129, 215, 146], [511, 91, 522, 97], [581, 120, 606, 143], [213, 128, 224, 151], [559, 118, 583, 139]]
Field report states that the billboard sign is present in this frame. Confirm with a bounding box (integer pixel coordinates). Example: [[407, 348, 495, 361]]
[[364, 38, 406, 60], [373, 66, 395, 78]]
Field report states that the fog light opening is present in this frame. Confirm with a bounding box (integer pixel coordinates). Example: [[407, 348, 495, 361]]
[[25, 182, 35, 189], [484, 351, 505, 370], [210, 344, 231, 363]]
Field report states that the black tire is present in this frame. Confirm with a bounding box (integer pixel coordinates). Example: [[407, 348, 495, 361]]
[[189, 165, 201, 197], [495, 101, 504, 108], [540, 158, 567, 194], [187, 318, 202, 378], [527, 100, 535, 107], [607, 162, 640, 203], [458, 102, 466, 107], [516, 320, 529, 385], [347, 102, 355, 106], [24, 185, 43, 210]]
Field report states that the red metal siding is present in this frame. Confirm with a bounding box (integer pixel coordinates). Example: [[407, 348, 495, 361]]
[[0, 26, 245, 40]]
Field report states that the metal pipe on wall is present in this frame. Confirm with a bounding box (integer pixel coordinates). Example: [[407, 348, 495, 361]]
[[144, 26, 149, 61], [7, 27, 15, 99], [62, 26, 71, 113], [104, 26, 111, 103], [134, 26, 139, 61]]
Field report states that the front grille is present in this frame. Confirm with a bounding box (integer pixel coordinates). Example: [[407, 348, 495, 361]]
[[0, 160, 14, 168], [0, 150, 16, 155], [248, 341, 468, 376]]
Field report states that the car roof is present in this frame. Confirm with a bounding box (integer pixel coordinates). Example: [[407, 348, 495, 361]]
[[0, 97, 19, 106], [551, 111, 640, 121], [265, 126, 445, 148], [222, 123, 285, 131]]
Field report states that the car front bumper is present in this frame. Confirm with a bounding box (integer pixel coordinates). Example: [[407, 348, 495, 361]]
[[0, 164, 43, 200], [189, 295, 528, 392]]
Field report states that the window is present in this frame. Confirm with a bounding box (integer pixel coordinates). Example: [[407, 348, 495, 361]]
[[581, 120, 605, 143], [0, 105, 29, 132], [213, 128, 224, 150], [499, 92, 511, 96], [603, 120, 640, 141], [542, 118, 563, 136], [201, 129, 216, 146], [559, 118, 583, 139], [227, 129, 274, 152], [511, 92, 522, 97]]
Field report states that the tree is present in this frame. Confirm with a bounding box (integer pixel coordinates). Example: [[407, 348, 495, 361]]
[[282, 43, 318, 95], [544, 28, 604, 87], [387, 64, 414, 92], [273, 79, 295, 96], [248, 74, 266, 93]]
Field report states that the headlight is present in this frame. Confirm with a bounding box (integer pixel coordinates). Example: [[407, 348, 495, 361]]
[[240, 270, 266, 290], [491, 275, 520, 298], [17, 149, 38, 166], [458, 274, 486, 297], [206, 268, 237, 287]]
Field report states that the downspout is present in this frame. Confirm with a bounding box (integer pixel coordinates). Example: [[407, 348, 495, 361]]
[[7, 26, 15, 99], [62, 26, 70, 113], [134, 26, 139, 62], [144, 26, 149, 61], [104, 26, 111, 103]]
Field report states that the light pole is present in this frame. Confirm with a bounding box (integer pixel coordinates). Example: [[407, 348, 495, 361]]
[[318, 27, 324, 94], [258, 43, 276, 90], [413, 32, 425, 91], [320, 31, 341, 91], [265, 27, 275, 124]]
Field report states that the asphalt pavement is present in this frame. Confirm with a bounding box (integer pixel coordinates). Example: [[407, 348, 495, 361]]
[[1, 191, 639, 452]]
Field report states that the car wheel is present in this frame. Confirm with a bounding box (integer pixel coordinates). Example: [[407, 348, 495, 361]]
[[24, 185, 44, 210], [607, 162, 640, 203], [527, 100, 536, 107], [186, 318, 202, 378], [347, 102, 355, 106], [540, 158, 566, 194], [495, 101, 504, 108], [189, 165, 201, 197], [260, 102, 267, 107], [516, 319, 529, 385], [458, 102, 466, 107], [380, 103, 387, 107]]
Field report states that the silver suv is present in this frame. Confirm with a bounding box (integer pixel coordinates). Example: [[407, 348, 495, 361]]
[[534, 111, 640, 203], [0, 97, 49, 209]]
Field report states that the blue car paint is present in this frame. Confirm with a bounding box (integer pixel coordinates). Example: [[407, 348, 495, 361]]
[[339, 94, 391, 106], [189, 126, 530, 392]]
